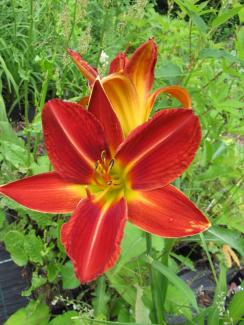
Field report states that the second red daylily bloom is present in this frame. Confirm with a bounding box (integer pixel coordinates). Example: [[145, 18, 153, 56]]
[[0, 80, 210, 283], [68, 39, 192, 136]]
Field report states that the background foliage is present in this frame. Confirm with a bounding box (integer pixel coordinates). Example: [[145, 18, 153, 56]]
[[0, 0, 243, 324]]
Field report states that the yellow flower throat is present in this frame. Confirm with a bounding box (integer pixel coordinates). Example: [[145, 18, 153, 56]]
[[87, 151, 126, 203]]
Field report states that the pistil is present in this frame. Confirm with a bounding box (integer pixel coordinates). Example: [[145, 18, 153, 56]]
[[92, 152, 121, 189]]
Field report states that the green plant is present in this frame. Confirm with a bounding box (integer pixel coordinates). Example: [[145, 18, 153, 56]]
[[0, 0, 243, 324]]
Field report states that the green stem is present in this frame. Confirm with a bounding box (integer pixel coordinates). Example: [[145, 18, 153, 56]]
[[145, 233, 164, 324], [33, 72, 49, 161], [24, 0, 34, 173], [95, 8, 109, 68], [160, 239, 176, 308], [11, 0, 17, 40], [24, 79, 31, 172], [66, 0, 78, 48], [146, 232, 152, 255], [200, 233, 218, 284], [188, 19, 192, 67], [28, 0, 34, 57]]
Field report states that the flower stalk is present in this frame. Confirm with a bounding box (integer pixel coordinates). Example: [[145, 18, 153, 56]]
[[146, 233, 165, 324]]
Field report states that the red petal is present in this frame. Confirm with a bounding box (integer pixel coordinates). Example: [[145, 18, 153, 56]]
[[42, 100, 110, 183], [67, 48, 98, 85], [124, 39, 157, 98], [0, 172, 84, 213], [109, 52, 128, 74], [116, 109, 201, 190], [61, 197, 127, 283], [127, 185, 210, 237], [88, 80, 124, 153], [146, 86, 192, 118]]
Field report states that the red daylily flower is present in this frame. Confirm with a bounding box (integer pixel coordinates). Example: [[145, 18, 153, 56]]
[[0, 80, 210, 283], [68, 39, 192, 136]]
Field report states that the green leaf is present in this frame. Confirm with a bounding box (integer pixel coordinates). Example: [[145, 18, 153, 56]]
[[211, 6, 242, 29], [239, 7, 244, 23], [117, 303, 131, 323], [207, 226, 244, 256], [79, 318, 157, 325], [30, 155, 50, 174], [0, 93, 8, 122], [0, 55, 19, 98], [208, 309, 221, 325], [22, 273, 47, 296], [192, 306, 215, 324], [208, 263, 227, 324], [227, 291, 244, 324], [151, 235, 164, 252], [47, 263, 59, 282], [92, 276, 110, 319], [173, 0, 208, 32], [61, 261, 80, 289], [4, 300, 49, 325], [174, 0, 199, 13], [145, 256, 198, 311], [112, 223, 145, 274], [189, 11, 208, 33], [24, 233, 44, 264], [57, 220, 66, 253], [236, 27, 244, 60], [0, 209, 6, 229], [199, 48, 238, 62], [4, 230, 28, 266], [106, 272, 137, 306], [135, 286, 151, 324], [0, 92, 22, 147], [171, 253, 196, 271], [28, 211, 55, 229], [48, 311, 80, 325], [156, 61, 183, 84], [1, 141, 29, 170], [164, 284, 192, 320]]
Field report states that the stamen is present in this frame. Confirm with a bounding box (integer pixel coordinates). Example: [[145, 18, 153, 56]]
[[96, 161, 106, 175], [108, 159, 114, 172], [92, 153, 120, 189], [101, 150, 107, 164]]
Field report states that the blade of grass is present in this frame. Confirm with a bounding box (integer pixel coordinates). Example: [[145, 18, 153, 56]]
[[199, 232, 218, 284], [76, 317, 157, 325], [144, 255, 199, 312]]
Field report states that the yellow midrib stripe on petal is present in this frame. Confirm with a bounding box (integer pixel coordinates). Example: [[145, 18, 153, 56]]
[[102, 74, 145, 136], [122, 113, 194, 175], [82, 194, 123, 275], [82, 205, 107, 275]]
